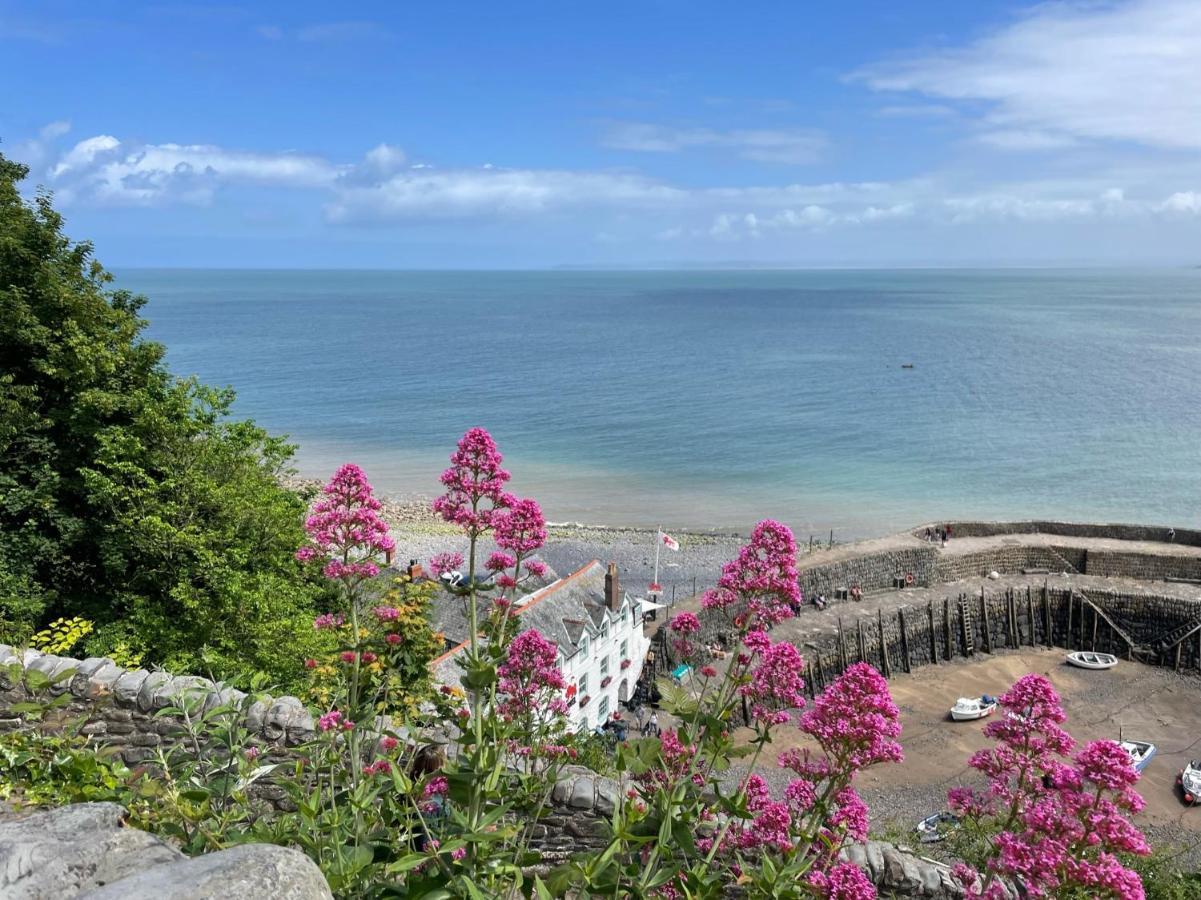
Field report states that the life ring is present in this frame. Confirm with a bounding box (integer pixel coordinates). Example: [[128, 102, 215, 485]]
[[904, 573, 915, 586]]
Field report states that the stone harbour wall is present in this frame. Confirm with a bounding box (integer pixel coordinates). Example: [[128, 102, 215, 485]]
[[798, 546, 938, 596], [912, 520, 1200, 547]]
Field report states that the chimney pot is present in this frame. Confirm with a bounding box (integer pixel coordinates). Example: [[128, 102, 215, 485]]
[[604, 562, 621, 612]]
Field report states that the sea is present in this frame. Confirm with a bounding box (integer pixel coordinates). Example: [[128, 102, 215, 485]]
[[114, 268, 1201, 539]]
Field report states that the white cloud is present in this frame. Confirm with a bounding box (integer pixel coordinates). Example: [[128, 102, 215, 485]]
[[1158, 191, 1201, 214], [975, 130, 1079, 151], [8, 119, 72, 168], [876, 104, 956, 119], [855, 0, 1201, 150], [326, 167, 686, 221], [45, 135, 343, 206], [603, 122, 827, 165]]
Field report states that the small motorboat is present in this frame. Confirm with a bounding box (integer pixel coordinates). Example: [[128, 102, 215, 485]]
[[1178, 761, 1201, 804], [915, 812, 959, 844], [901, 363, 915, 369], [1120, 740, 1156, 773], [1066, 651, 1118, 670], [950, 695, 998, 721]]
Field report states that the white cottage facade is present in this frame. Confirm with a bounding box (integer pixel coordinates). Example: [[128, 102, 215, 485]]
[[431, 560, 652, 732]]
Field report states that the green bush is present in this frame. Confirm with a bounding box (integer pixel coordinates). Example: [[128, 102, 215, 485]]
[[0, 153, 330, 691]]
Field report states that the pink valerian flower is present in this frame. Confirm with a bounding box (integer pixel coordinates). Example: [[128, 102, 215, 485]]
[[700, 520, 800, 632], [668, 611, 702, 660], [432, 428, 513, 533], [385, 632, 402, 645], [496, 629, 568, 722], [297, 464, 395, 580], [799, 663, 903, 770], [363, 759, 392, 776], [826, 786, 870, 842], [380, 736, 399, 752], [313, 613, 344, 630], [524, 559, 549, 578], [424, 776, 449, 797], [808, 862, 877, 900], [949, 675, 1151, 899], [243, 746, 260, 761], [450, 847, 466, 861], [429, 551, 464, 578], [372, 605, 400, 622], [485, 551, 516, 572], [739, 638, 806, 727], [636, 728, 699, 792], [340, 651, 357, 664], [493, 497, 547, 555], [317, 710, 343, 732]]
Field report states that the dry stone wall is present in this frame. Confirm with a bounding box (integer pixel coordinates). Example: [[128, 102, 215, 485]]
[[912, 520, 1199, 547]]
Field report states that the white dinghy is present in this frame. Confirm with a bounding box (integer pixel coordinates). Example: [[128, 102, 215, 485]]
[[1066, 651, 1118, 670], [950, 695, 998, 721], [915, 812, 959, 844], [1120, 740, 1157, 773]]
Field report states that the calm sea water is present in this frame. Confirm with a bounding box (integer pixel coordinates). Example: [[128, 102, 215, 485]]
[[115, 268, 1201, 538]]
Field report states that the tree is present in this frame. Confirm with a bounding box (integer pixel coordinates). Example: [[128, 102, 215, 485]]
[[0, 153, 329, 688]]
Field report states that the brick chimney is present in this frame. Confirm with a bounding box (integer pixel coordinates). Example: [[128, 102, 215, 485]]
[[605, 562, 621, 611], [384, 547, 396, 567]]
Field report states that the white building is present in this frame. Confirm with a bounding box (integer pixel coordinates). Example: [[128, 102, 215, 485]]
[[431, 560, 652, 732]]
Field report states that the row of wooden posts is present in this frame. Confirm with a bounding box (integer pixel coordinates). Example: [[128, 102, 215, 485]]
[[799, 584, 1201, 698]]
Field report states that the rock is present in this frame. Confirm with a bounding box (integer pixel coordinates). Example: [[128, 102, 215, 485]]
[[82, 664, 125, 699], [594, 778, 620, 816], [136, 672, 173, 712], [79, 843, 333, 900], [0, 802, 183, 899], [113, 670, 151, 705], [568, 776, 595, 809]]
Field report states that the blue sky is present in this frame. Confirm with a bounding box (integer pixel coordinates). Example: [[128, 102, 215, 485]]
[[2, 0, 1199, 267]]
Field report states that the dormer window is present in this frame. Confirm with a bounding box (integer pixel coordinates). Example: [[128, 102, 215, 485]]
[[579, 634, 589, 657], [600, 619, 609, 641]]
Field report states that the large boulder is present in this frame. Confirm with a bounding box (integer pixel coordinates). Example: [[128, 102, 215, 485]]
[[0, 803, 182, 899], [80, 843, 332, 900]]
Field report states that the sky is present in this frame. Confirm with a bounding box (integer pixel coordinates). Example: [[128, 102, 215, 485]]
[[2, 0, 1199, 268]]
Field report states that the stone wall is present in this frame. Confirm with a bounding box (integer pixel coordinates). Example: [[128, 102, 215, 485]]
[[0, 648, 985, 897], [912, 520, 1200, 547], [798, 546, 938, 597], [776, 586, 1201, 706]]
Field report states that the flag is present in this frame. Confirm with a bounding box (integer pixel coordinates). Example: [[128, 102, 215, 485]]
[[660, 531, 680, 552]]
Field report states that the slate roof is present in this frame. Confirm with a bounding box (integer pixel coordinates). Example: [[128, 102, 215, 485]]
[[430, 559, 633, 687]]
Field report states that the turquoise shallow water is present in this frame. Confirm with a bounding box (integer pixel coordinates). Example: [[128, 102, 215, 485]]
[[116, 268, 1201, 537]]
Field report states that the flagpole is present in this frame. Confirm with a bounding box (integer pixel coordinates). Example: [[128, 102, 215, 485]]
[[653, 525, 661, 594]]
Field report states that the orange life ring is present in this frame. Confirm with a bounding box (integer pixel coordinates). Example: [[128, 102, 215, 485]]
[[904, 573, 915, 586]]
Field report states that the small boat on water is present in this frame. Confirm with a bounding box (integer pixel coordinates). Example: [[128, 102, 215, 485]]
[[1121, 740, 1156, 773], [901, 363, 915, 369], [915, 812, 958, 844], [1178, 761, 1201, 804], [1066, 651, 1118, 670], [950, 695, 998, 721]]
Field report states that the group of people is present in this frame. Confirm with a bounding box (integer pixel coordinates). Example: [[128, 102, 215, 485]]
[[925, 524, 954, 545]]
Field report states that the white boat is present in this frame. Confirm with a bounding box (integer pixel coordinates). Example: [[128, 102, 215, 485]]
[[1120, 740, 1156, 773], [1066, 651, 1118, 670], [915, 812, 958, 844], [950, 696, 998, 721], [1177, 761, 1201, 804]]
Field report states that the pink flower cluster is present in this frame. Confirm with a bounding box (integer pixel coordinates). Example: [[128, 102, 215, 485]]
[[798, 662, 903, 770], [296, 464, 395, 580], [312, 613, 344, 630], [429, 551, 464, 578], [317, 709, 354, 732], [496, 629, 568, 721], [948, 675, 1150, 898], [739, 633, 807, 727], [432, 428, 513, 533], [494, 497, 547, 555], [701, 520, 800, 632], [668, 611, 701, 660]]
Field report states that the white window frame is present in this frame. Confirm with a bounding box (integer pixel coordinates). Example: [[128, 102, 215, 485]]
[[598, 696, 609, 721]]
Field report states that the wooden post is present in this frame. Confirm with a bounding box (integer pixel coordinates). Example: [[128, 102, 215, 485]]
[[1026, 586, 1035, 646], [857, 618, 867, 663], [815, 653, 826, 691], [1007, 589, 1017, 648], [1043, 582, 1052, 647], [980, 590, 992, 653], [838, 618, 848, 671], [943, 598, 953, 660], [1091, 606, 1099, 651], [928, 601, 938, 665], [1175, 640, 1183, 672], [899, 608, 911, 673], [1066, 590, 1074, 651], [878, 609, 891, 678], [958, 596, 971, 656]]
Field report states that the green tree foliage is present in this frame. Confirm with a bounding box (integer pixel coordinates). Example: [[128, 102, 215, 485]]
[[0, 153, 331, 689]]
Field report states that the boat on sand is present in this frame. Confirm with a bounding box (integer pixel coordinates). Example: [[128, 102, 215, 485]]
[[915, 812, 958, 843], [950, 696, 997, 721], [1178, 761, 1201, 804], [1066, 651, 1118, 670], [1120, 740, 1156, 773]]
